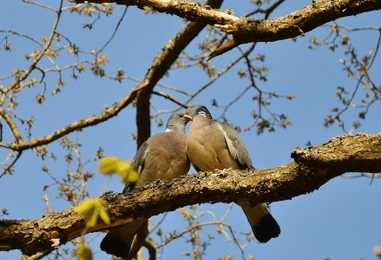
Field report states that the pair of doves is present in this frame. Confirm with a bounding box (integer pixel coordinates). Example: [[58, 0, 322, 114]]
[[101, 105, 280, 258]]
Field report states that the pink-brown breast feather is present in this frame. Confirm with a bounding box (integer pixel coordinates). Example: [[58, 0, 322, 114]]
[[187, 116, 240, 171], [135, 131, 190, 187]]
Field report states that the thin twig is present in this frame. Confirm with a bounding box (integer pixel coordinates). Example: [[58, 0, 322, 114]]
[[98, 6, 128, 54], [6, 0, 64, 93], [0, 151, 22, 179]]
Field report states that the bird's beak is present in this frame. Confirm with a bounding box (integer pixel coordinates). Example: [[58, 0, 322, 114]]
[[184, 115, 193, 121]]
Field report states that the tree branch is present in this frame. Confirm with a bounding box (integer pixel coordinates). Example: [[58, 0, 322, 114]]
[[1, 1, 224, 152], [0, 108, 24, 144], [74, 0, 381, 58], [1, 133, 380, 256], [1, 84, 143, 151], [210, 0, 381, 57], [291, 133, 381, 172], [133, 0, 223, 147]]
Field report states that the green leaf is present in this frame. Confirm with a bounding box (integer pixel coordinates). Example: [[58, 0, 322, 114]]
[[78, 242, 92, 260], [118, 163, 139, 183], [99, 157, 120, 174], [98, 204, 110, 225], [99, 156, 139, 183], [75, 198, 110, 227]]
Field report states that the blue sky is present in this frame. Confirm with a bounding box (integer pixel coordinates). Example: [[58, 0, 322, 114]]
[[1, 0, 380, 259]]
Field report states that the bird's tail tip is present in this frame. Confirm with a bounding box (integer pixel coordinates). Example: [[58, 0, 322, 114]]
[[252, 213, 281, 243]]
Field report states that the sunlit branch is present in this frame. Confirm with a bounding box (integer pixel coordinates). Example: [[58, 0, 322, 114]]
[[0, 108, 23, 145], [2, 133, 380, 256], [6, 83, 144, 151]]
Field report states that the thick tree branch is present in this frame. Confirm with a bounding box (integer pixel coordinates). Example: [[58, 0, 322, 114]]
[[1, 133, 380, 256], [210, 0, 381, 57], [291, 133, 381, 172], [74, 0, 381, 57], [75, 0, 237, 25]]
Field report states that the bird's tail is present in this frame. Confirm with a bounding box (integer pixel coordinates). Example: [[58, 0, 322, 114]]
[[100, 219, 147, 258], [238, 201, 280, 243]]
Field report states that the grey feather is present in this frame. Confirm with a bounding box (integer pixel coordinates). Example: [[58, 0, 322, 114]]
[[218, 121, 254, 169]]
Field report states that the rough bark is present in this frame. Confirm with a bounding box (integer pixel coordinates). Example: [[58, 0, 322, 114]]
[[1, 133, 380, 256], [74, 0, 381, 57]]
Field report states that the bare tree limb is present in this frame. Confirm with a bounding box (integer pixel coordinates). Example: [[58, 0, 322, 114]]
[[210, 0, 381, 58], [74, 0, 381, 58], [1, 133, 380, 256], [1, 84, 144, 151], [5, 0, 379, 150]]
